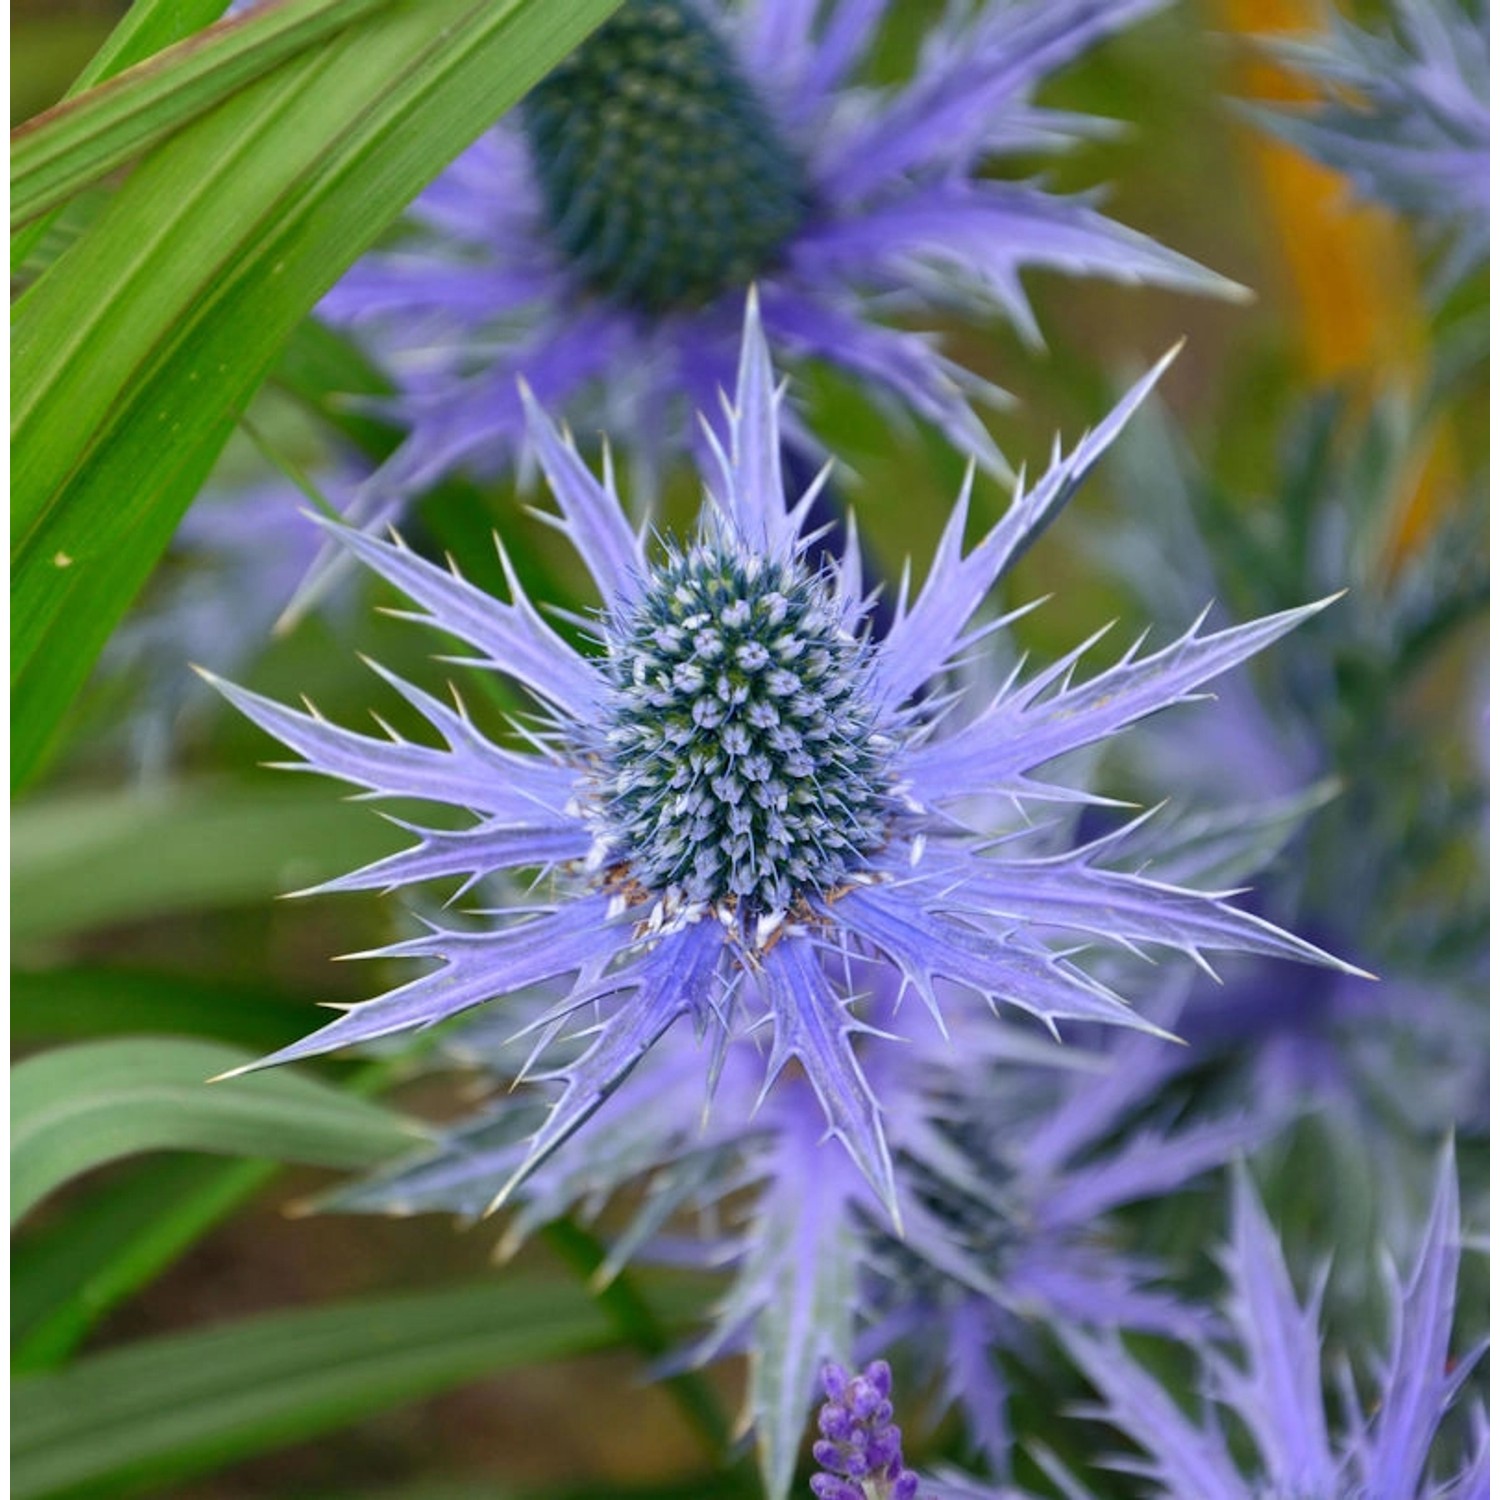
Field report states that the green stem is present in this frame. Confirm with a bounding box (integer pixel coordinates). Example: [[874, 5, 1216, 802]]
[[540, 1217, 733, 1460]]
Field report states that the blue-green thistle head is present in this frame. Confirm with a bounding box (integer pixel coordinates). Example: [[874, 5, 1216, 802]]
[[210, 307, 1354, 1287], [520, 0, 809, 313], [599, 532, 891, 916]]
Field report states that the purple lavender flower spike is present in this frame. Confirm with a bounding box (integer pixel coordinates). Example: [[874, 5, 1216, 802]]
[[811, 1360, 923, 1500], [1250, 0, 1489, 292], [208, 300, 1353, 1228], [1056, 1145, 1487, 1499], [316, 0, 1243, 556]]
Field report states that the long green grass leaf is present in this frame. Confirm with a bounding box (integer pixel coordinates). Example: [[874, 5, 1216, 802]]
[[11, 966, 315, 1050], [11, 1276, 639, 1498], [12, 0, 396, 229], [12, 1155, 276, 1371], [11, 780, 403, 943], [10, 0, 225, 273], [13, 1052, 412, 1371], [11, 0, 622, 789], [11, 1036, 426, 1224]]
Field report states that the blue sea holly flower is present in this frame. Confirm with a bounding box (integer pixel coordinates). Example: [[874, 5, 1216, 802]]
[[1250, 0, 1490, 291], [318, 0, 1242, 540], [1058, 1147, 1488, 1500], [1095, 392, 1488, 1233], [207, 305, 1352, 1219]]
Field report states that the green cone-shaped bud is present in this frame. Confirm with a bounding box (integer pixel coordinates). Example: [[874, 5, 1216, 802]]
[[522, 0, 809, 314], [601, 537, 890, 915]]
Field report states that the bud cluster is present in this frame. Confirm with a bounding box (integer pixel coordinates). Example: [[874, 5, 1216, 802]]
[[811, 1361, 922, 1500]]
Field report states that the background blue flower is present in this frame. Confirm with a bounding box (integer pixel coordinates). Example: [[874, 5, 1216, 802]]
[[1249, 0, 1489, 296]]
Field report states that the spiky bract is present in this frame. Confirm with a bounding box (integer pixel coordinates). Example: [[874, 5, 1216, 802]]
[[1060, 1151, 1488, 1500], [314, 965, 1259, 1500]]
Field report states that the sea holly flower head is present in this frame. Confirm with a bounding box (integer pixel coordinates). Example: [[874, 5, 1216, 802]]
[[521, 0, 810, 315], [812, 1361, 923, 1500], [208, 301, 1354, 1228], [318, 0, 1244, 551], [598, 529, 891, 916], [1250, 0, 1490, 291]]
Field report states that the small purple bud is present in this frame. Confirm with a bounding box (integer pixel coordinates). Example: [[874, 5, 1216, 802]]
[[812, 1441, 843, 1470], [818, 1406, 854, 1441], [810, 1477, 860, 1500], [810, 1356, 922, 1500]]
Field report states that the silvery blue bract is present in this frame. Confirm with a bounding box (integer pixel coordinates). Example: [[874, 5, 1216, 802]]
[[1061, 1151, 1487, 1500], [925, 1151, 1486, 1499], [317, 968, 1259, 1497]]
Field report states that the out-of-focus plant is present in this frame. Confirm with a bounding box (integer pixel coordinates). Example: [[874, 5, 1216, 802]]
[[921, 1149, 1487, 1499], [1248, 0, 1489, 297], [1096, 384, 1487, 1263], [304, 0, 1243, 592]]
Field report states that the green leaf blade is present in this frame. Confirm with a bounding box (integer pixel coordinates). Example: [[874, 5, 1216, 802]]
[[11, 966, 315, 1051], [11, 1277, 632, 1499], [11, 0, 398, 229], [11, 0, 623, 789], [11, 780, 405, 943], [13, 1155, 277, 1371], [11, 1036, 426, 1224], [10, 0, 226, 274]]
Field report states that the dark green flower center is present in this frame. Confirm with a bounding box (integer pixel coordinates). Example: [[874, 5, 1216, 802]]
[[521, 0, 809, 314], [601, 539, 889, 917]]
